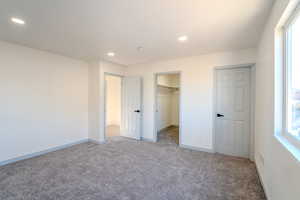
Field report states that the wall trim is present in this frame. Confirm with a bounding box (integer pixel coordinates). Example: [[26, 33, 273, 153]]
[[141, 137, 157, 143], [214, 63, 256, 70], [0, 139, 89, 166], [255, 161, 269, 200], [179, 144, 214, 153], [89, 138, 106, 145]]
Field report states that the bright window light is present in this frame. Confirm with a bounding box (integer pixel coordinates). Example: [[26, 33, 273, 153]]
[[107, 52, 115, 57], [11, 17, 25, 25], [178, 35, 188, 42], [285, 6, 300, 140]]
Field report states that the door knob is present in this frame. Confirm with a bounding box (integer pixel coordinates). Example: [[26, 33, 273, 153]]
[[134, 110, 140, 113], [217, 113, 224, 117]]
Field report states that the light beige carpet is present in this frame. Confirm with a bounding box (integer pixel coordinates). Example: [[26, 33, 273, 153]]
[[158, 126, 179, 145], [0, 136, 265, 200]]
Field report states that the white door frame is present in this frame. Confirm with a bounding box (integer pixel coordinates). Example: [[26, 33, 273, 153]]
[[153, 71, 182, 145], [104, 72, 123, 141], [212, 63, 256, 160]]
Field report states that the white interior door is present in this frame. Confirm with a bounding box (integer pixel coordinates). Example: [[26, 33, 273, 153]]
[[215, 68, 251, 158], [121, 76, 142, 140]]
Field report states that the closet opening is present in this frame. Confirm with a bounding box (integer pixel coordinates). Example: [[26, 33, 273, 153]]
[[154, 72, 181, 145]]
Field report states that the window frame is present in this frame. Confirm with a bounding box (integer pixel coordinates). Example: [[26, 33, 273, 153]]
[[282, 4, 300, 149]]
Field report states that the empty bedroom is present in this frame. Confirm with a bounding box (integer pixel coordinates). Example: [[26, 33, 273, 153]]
[[1, 0, 300, 200]]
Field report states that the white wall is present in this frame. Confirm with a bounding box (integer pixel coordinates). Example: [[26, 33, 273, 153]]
[[0, 41, 89, 163], [171, 90, 179, 126], [157, 87, 173, 130], [157, 75, 172, 87], [105, 75, 121, 126], [157, 88, 179, 130], [88, 60, 127, 142], [156, 74, 179, 130], [88, 61, 101, 142], [255, 0, 300, 199], [157, 74, 179, 88], [128, 48, 256, 149]]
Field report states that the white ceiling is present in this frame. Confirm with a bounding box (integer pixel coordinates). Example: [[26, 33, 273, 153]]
[[0, 0, 274, 65]]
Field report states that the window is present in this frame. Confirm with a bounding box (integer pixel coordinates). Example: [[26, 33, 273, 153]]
[[284, 5, 300, 142]]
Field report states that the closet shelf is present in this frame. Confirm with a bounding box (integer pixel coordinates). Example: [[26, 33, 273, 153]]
[[157, 84, 179, 91]]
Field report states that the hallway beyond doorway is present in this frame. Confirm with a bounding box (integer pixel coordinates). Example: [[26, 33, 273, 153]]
[[158, 126, 179, 145], [106, 125, 120, 137]]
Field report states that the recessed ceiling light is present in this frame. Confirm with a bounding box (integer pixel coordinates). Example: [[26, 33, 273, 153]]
[[11, 17, 25, 25], [178, 35, 188, 42], [107, 52, 115, 57]]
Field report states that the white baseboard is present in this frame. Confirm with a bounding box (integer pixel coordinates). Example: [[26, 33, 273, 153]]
[[142, 137, 157, 143], [179, 144, 214, 153], [0, 139, 89, 166], [255, 160, 269, 200], [89, 139, 105, 144]]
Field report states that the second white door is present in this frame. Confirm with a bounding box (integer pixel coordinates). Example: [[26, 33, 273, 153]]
[[215, 67, 251, 158], [121, 77, 142, 140]]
